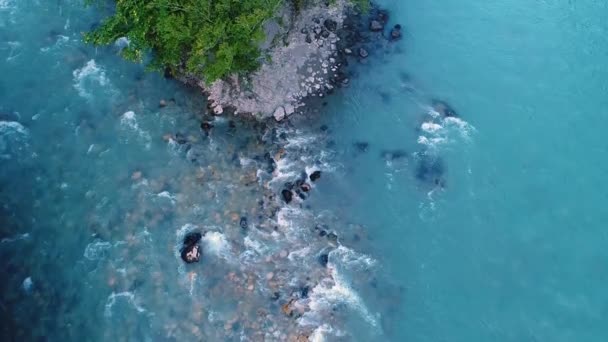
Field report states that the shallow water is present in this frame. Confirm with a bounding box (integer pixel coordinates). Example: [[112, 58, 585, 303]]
[[2, 0, 608, 341]]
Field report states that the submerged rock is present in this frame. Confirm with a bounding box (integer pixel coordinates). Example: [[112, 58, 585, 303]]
[[359, 47, 369, 58], [200, 121, 213, 134], [415, 154, 445, 186], [390, 24, 402, 41], [370, 20, 384, 32], [431, 99, 459, 117], [354, 141, 369, 152], [309, 170, 321, 182], [180, 232, 202, 263], [381, 149, 408, 160]]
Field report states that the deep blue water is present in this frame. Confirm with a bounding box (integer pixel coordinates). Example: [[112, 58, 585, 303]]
[[2, 0, 608, 341]]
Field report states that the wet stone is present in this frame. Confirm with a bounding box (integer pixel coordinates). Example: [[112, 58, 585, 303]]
[[309, 171, 322, 182], [240, 217, 248, 230], [318, 254, 329, 267], [175, 133, 188, 144], [180, 232, 202, 263], [281, 189, 293, 204], [321, 30, 330, 39], [299, 286, 310, 299], [159, 99, 167, 108], [200, 121, 213, 134]]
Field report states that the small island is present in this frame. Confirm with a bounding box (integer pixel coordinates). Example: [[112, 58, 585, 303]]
[[85, 0, 401, 120]]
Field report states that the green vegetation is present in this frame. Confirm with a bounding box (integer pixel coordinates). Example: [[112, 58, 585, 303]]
[[85, 0, 369, 82], [85, 0, 283, 82]]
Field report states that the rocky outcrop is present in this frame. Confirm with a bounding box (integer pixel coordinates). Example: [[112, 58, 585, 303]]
[[184, 1, 403, 122], [197, 0, 353, 120]]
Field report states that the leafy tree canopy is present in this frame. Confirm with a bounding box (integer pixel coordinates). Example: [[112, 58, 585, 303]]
[[85, 0, 283, 82]]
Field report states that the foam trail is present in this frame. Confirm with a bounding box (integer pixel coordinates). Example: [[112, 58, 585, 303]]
[[73, 60, 110, 99], [104, 291, 146, 317]]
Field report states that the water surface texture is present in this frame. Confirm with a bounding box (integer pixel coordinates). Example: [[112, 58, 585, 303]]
[[2, 0, 608, 341]]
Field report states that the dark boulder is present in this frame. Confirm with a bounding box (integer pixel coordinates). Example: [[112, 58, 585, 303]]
[[324, 19, 337, 32], [300, 183, 311, 192], [318, 253, 329, 267], [200, 121, 213, 135], [309, 170, 322, 182], [239, 217, 248, 230], [180, 232, 202, 263], [281, 189, 293, 204], [300, 286, 310, 298]]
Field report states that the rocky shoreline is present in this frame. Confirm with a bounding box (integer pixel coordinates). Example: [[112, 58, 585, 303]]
[[181, 0, 402, 121]]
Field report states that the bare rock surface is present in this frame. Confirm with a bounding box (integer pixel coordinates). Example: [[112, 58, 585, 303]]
[[200, 0, 351, 119]]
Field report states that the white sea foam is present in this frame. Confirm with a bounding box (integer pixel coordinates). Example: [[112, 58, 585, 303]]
[[156, 191, 177, 204], [1, 232, 29, 243], [418, 107, 476, 150], [301, 267, 379, 330], [0, 121, 29, 159], [5, 41, 21, 61], [73, 59, 110, 99], [120, 111, 152, 149], [84, 241, 112, 260], [309, 324, 334, 342], [202, 231, 231, 259], [40, 35, 69, 53], [0, 0, 14, 10], [22, 277, 33, 293], [330, 245, 376, 269], [104, 291, 146, 317]]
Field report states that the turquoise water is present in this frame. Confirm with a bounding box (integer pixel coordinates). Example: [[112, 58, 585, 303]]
[[2, 0, 608, 341]]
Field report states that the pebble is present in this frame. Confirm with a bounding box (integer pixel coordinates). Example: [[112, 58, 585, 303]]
[[159, 99, 167, 107], [248, 284, 254, 291], [279, 250, 288, 258], [266, 272, 274, 280], [309, 170, 321, 182]]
